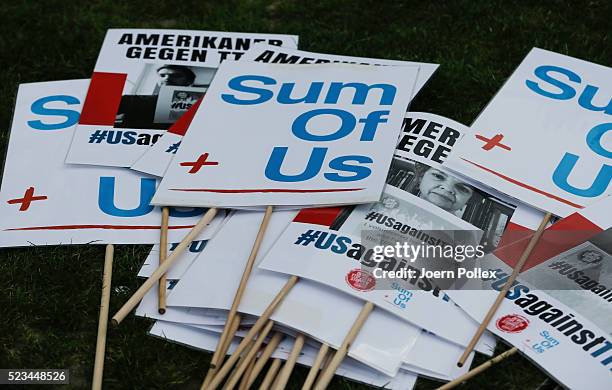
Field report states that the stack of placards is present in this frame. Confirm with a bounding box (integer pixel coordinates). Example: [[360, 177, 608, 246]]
[[1, 26, 609, 390]]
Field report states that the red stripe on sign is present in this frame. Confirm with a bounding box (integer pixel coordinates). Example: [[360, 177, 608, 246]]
[[461, 158, 584, 209], [494, 213, 603, 272], [294, 207, 344, 227], [168, 96, 204, 136], [169, 188, 364, 193], [495, 222, 534, 251], [79, 72, 127, 125], [5, 224, 195, 231]]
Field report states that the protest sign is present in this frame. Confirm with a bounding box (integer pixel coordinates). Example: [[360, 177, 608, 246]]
[[166, 210, 488, 377], [148, 321, 418, 389], [448, 197, 611, 390], [65, 29, 298, 167], [258, 185, 492, 346], [129, 44, 439, 178], [151, 61, 420, 208], [130, 97, 202, 177], [0, 80, 225, 247], [446, 48, 611, 217]]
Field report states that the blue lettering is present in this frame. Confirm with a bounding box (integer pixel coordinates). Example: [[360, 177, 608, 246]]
[[28, 95, 80, 130], [586, 122, 612, 158], [578, 85, 612, 115], [265, 147, 326, 182], [325, 155, 372, 182], [168, 207, 204, 218], [98, 177, 155, 217], [324, 82, 396, 105], [526, 65, 580, 100], [552, 153, 611, 198], [277, 82, 324, 104], [221, 75, 276, 105], [122, 131, 136, 145], [331, 236, 352, 254], [292, 109, 356, 141]]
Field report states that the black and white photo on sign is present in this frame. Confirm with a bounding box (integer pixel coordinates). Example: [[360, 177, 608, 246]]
[[386, 155, 516, 253], [519, 231, 612, 333], [115, 63, 213, 129]]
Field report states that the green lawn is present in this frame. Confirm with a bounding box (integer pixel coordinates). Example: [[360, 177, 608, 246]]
[[1, 1, 609, 388]]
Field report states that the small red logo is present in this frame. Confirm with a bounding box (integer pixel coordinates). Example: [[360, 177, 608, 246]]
[[345, 268, 376, 292], [496, 314, 530, 333]]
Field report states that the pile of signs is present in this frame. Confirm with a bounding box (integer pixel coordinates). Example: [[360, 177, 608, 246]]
[[0, 28, 610, 390]]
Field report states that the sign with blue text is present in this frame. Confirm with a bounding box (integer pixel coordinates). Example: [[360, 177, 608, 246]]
[[152, 61, 419, 208], [446, 48, 611, 217], [0, 80, 224, 247], [65, 29, 298, 167]]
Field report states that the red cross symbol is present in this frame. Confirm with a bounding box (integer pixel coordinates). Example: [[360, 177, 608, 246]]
[[475, 133, 511, 151], [180, 153, 219, 174], [7, 186, 48, 211]]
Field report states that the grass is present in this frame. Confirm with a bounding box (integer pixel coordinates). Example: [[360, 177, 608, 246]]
[[0, 0, 610, 388]]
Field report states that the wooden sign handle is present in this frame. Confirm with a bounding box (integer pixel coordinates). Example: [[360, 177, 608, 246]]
[[205, 275, 299, 390], [440, 347, 518, 390], [223, 319, 275, 389], [313, 302, 374, 390], [272, 333, 305, 389], [207, 206, 274, 373], [112, 207, 218, 325], [92, 244, 114, 390], [457, 212, 552, 366], [246, 332, 284, 388], [158, 206, 170, 314], [302, 343, 330, 390]]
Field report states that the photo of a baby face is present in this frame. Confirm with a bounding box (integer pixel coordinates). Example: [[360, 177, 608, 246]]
[[418, 168, 474, 212]]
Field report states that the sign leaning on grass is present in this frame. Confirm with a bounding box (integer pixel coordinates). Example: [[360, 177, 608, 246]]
[[65, 29, 298, 167], [0, 80, 225, 247], [152, 61, 420, 208], [446, 48, 611, 217]]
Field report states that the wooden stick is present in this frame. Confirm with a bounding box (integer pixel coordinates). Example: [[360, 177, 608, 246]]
[[439, 347, 518, 390], [313, 302, 374, 390], [223, 319, 275, 390], [260, 359, 282, 390], [302, 343, 330, 390], [220, 314, 242, 366], [225, 337, 257, 389], [203, 314, 243, 389], [210, 206, 274, 370], [206, 275, 299, 390], [92, 244, 114, 390], [272, 333, 305, 390], [158, 206, 170, 314], [239, 353, 257, 390], [457, 212, 552, 366], [112, 208, 218, 325], [247, 332, 284, 388]]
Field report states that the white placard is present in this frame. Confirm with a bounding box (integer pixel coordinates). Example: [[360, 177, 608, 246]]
[[446, 48, 611, 217], [166, 210, 492, 377], [152, 61, 419, 208], [148, 321, 417, 389], [129, 44, 439, 178], [65, 29, 298, 167], [447, 198, 611, 390], [258, 185, 491, 346], [0, 80, 223, 247]]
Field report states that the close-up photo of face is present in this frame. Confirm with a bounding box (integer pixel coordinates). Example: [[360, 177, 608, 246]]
[[418, 168, 474, 212], [156, 65, 195, 87]]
